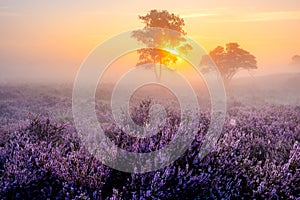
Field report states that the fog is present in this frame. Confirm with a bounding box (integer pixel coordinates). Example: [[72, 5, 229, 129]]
[[1, 45, 299, 107], [0, 58, 78, 84]]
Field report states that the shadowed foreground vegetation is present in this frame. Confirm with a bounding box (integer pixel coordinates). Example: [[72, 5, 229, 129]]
[[0, 83, 299, 199]]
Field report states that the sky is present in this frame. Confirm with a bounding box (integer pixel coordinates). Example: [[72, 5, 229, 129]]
[[1, 0, 300, 83]]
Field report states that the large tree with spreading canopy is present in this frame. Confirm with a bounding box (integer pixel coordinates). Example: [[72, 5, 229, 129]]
[[200, 43, 257, 83], [132, 10, 192, 81]]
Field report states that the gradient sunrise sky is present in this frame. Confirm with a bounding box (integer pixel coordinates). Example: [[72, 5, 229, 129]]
[[1, 0, 300, 82]]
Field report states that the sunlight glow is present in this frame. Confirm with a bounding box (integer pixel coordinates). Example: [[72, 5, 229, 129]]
[[167, 48, 179, 55], [164, 48, 183, 62]]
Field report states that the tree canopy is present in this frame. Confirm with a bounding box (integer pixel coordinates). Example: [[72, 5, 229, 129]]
[[292, 55, 300, 65], [132, 10, 192, 81], [200, 43, 257, 83]]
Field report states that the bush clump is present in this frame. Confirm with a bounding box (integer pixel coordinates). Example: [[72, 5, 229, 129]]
[[0, 103, 299, 199]]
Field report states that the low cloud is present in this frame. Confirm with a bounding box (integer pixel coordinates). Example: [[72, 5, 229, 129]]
[[180, 9, 300, 22], [0, 6, 20, 17], [0, 11, 20, 17], [182, 13, 217, 18]]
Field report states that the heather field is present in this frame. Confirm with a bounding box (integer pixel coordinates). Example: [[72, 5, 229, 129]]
[[0, 77, 299, 199], [1, 1, 300, 199]]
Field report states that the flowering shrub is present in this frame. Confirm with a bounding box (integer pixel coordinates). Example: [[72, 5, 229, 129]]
[[0, 85, 299, 199]]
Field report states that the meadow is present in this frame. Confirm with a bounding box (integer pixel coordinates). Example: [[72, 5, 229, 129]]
[[0, 73, 299, 199]]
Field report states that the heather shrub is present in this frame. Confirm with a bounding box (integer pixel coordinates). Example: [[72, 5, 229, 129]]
[[0, 97, 299, 199]]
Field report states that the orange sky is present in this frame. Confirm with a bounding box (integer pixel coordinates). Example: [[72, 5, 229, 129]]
[[1, 1, 300, 82]]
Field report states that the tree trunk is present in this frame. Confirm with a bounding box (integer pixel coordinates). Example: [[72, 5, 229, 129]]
[[153, 58, 158, 81], [154, 64, 158, 81], [159, 63, 162, 82], [158, 59, 162, 82]]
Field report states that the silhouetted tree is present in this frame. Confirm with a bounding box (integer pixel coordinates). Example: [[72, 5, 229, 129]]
[[292, 55, 300, 65], [132, 10, 192, 81], [200, 43, 257, 83]]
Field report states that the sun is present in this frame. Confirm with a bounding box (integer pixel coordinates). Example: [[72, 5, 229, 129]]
[[164, 48, 178, 55], [164, 48, 183, 62], [168, 48, 178, 55]]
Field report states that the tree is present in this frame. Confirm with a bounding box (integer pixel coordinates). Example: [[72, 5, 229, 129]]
[[292, 55, 300, 65], [132, 10, 192, 81], [200, 43, 257, 83]]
